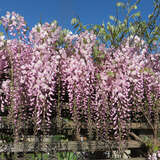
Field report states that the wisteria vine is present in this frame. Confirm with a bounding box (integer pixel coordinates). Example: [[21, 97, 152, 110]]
[[0, 12, 159, 157]]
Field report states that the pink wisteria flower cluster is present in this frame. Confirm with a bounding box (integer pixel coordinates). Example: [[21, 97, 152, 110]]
[[148, 150, 160, 160], [1, 11, 27, 40], [0, 12, 159, 142]]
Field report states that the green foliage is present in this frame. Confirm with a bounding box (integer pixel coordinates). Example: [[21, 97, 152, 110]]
[[57, 152, 78, 160], [29, 153, 49, 160], [71, 0, 160, 53], [116, 2, 125, 8], [52, 135, 78, 160], [0, 32, 4, 36], [52, 134, 66, 141]]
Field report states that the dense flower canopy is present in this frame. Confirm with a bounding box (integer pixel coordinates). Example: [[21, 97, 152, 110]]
[[0, 12, 159, 143]]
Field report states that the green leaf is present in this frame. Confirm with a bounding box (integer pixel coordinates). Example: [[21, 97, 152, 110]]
[[153, 146, 159, 152], [52, 20, 58, 25], [131, 12, 141, 18], [107, 23, 114, 32], [0, 32, 4, 36], [77, 28, 82, 33], [83, 38, 87, 44], [71, 18, 78, 25], [99, 28, 105, 35], [36, 27, 40, 33], [133, 5, 138, 9], [93, 25, 98, 30], [107, 71, 115, 77], [83, 26, 87, 30], [100, 53, 105, 59], [109, 16, 116, 21], [129, 26, 135, 32], [26, 26, 30, 31], [102, 22, 105, 28], [52, 135, 65, 141], [148, 14, 153, 19], [116, 2, 125, 8], [96, 73, 101, 80], [103, 34, 110, 42]]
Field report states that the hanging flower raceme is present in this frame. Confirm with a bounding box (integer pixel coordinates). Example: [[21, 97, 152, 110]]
[[1, 11, 28, 40], [0, 38, 33, 135], [62, 31, 97, 129], [94, 46, 133, 139], [26, 22, 70, 133]]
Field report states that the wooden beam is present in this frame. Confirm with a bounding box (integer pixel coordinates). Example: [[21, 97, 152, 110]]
[[130, 123, 151, 129], [0, 140, 142, 152]]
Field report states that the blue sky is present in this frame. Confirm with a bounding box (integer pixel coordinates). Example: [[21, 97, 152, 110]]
[[0, 0, 155, 31]]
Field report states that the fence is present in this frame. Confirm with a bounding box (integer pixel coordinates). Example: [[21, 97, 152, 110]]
[[0, 111, 159, 160]]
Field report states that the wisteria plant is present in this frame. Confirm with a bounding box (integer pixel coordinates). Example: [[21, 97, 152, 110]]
[[0, 9, 159, 159]]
